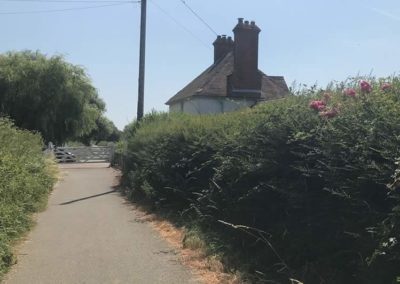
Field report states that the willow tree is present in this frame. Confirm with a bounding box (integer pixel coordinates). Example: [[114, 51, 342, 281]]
[[79, 116, 121, 145], [0, 51, 105, 144]]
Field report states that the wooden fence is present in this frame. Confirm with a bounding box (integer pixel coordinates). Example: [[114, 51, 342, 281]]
[[54, 146, 114, 163]]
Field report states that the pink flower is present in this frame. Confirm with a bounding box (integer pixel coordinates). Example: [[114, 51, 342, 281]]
[[309, 100, 326, 111], [381, 83, 392, 91], [360, 80, 372, 93], [319, 107, 339, 118], [343, 88, 357, 97]]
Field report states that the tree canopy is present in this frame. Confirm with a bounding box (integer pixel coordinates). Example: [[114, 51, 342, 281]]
[[0, 50, 107, 144], [79, 116, 121, 145]]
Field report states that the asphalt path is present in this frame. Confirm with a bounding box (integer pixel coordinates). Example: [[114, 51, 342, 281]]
[[4, 163, 197, 284]]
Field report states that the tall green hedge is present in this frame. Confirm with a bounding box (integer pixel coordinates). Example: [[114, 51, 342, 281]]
[[0, 119, 57, 277], [122, 77, 400, 283]]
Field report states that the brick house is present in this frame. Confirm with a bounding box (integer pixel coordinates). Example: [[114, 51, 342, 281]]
[[166, 18, 289, 114]]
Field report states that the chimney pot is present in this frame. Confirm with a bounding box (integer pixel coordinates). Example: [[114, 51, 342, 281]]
[[238, 18, 244, 24], [230, 17, 262, 96], [213, 33, 234, 63]]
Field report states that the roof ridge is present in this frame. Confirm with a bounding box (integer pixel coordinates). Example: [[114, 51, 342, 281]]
[[165, 52, 234, 105]]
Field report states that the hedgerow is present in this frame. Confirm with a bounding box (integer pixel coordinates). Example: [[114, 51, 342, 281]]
[[0, 118, 57, 278], [122, 76, 400, 283]]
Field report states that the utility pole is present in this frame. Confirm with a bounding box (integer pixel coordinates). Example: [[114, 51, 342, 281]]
[[137, 0, 147, 120]]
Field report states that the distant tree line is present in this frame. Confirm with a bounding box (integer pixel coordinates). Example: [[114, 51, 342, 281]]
[[0, 50, 119, 145]]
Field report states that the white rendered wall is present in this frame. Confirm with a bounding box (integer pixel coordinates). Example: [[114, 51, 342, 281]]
[[169, 102, 183, 112], [169, 97, 256, 114]]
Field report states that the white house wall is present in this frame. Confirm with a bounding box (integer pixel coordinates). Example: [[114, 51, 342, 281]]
[[169, 97, 256, 114], [222, 98, 256, 112], [169, 102, 183, 112]]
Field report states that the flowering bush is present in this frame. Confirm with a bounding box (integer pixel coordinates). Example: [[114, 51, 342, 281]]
[[319, 107, 338, 118], [122, 76, 400, 283], [381, 82, 392, 91], [309, 93, 340, 118], [309, 100, 326, 111], [360, 80, 372, 93], [343, 87, 357, 97], [310, 79, 392, 119]]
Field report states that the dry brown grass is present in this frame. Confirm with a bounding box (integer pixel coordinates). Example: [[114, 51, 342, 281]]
[[131, 204, 245, 284]]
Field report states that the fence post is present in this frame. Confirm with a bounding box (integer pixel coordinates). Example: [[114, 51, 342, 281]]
[[48, 141, 54, 151], [109, 144, 116, 166]]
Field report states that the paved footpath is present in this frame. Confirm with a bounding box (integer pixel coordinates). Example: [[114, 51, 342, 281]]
[[3, 163, 197, 284]]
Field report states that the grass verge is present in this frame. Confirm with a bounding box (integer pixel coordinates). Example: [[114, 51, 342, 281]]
[[0, 118, 58, 279], [121, 196, 246, 284]]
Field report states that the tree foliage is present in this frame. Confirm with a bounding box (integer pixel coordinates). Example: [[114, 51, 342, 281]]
[[0, 50, 106, 144], [79, 116, 120, 145]]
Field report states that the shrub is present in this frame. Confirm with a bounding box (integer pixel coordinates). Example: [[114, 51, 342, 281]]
[[0, 118, 57, 278], [0, 51, 106, 145], [122, 76, 400, 283]]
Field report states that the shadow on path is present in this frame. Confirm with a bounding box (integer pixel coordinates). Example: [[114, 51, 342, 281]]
[[59, 190, 116, 205]]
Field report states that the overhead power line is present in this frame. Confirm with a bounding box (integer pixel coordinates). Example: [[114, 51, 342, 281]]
[[0, 1, 137, 14], [149, 0, 210, 49], [0, 0, 134, 2], [179, 0, 217, 36]]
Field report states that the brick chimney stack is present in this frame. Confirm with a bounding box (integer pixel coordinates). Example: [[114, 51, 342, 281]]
[[213, 35, 234, 63], [230, 18, 262, 97]]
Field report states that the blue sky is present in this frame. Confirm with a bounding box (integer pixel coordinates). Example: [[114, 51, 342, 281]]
[[0, 0, 399, 129]]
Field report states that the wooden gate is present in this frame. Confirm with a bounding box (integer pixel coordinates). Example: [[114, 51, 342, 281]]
[[54, 146, 114, 163]]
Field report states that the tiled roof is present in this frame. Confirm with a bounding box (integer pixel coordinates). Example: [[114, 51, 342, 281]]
[[166, 52, 289, 105]]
